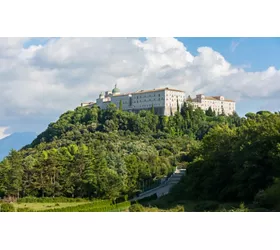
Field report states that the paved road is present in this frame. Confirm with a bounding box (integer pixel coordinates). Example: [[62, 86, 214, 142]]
[[131, 169, 185, 202]]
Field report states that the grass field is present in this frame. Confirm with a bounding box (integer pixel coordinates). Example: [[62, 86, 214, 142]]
[[14, 202, 90, 211], [4, 198, 131, 212]]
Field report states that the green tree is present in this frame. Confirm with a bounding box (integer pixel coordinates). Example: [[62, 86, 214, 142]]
[[205, 107, 215, 117], [151, 104, 155, 114], [119, 100, 123, 111]]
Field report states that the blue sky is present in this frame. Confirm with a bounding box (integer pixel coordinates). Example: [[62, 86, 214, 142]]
[[177, 38, 280, 116], [140, 37, 280, 116], [140, 37, 280, 71], [178, 37, 280, 71], [0, 37, 280, 137], [26, 37, 280, 73]]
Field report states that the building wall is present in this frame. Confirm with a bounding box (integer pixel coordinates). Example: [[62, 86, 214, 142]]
[[131, 90, 166, 110], [111, 95, 132, 110], [192, 95, 236, 115], [164, 89, 185, 116], [90, 88, 236, 116], [94, 88, 186, 116]]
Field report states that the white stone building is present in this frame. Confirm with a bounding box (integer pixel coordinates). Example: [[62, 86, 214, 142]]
[[81, 84, 186, 116], [81, 85, 236, 116], [189, 94, 236, 115]]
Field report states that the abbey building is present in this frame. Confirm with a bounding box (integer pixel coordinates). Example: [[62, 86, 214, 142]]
[[81, 85, 236, 116], [188, 94, 236, 115]]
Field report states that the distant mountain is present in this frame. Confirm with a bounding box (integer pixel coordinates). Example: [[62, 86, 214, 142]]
[[0, 132, 37, 161]]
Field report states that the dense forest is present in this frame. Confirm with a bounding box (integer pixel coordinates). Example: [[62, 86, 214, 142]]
[[0, 101, 279, 210], [167, 111, 280, 211]]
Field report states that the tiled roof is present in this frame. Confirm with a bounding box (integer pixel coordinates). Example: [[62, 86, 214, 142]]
[[133, 87, 185, 94], [205, 96, 235, 102], [204, 97, 218, 101], [81, 102, 95, 104], [111, 93, 132, 97], [191, 96, 235, 103]]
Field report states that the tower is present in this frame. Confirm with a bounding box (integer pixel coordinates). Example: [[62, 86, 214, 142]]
[[112, 84, 120, 95]]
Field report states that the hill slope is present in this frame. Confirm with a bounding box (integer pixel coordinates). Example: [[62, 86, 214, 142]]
[[0, 103, 242, 201]]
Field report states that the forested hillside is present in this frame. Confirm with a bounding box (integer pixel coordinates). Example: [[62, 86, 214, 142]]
[[0, 103, 242, 201], [164, 111, 280, 211]]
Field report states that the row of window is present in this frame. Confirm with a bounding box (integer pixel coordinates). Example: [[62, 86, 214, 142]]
[[134, 93, 184, 99], [139, 104, 162, 108], [135, 93, 162, 98], [203, 101, 233, 106], [133, 98, 164, 103]]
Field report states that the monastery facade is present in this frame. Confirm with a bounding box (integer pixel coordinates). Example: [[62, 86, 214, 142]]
[[81, 85, 236, 116], [189, 94, 236, 115]]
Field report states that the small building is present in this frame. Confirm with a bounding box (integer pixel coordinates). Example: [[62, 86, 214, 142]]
[[189, 94, 236, 115]]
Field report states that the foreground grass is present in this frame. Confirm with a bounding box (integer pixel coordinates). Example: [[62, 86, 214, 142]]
[[135, 194, 272, 212], [6, 199, 131, 212], [2, 195, 272, 212], [14, 202, 90, 211]]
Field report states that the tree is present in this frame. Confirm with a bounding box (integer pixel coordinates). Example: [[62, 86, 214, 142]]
[[180, 101, 188, 117], [6, 150, 24, 198], [205, 107, 215, 117], [245, 112, 256, 119], [220, 107, 225, 116], [151, 104, 155, 114], [119, 100, 123, 111], [256, 110, 272, 117]]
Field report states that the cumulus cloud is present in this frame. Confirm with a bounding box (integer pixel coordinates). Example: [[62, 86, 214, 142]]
[[0, 37, 279, 134], [0, 127, 10, 140]]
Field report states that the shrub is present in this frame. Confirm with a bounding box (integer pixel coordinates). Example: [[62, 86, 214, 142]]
[[250, 207, 270, 212], [17, 207, 34, 212], [168, 205, 185, 212], [0, 203, 15, 212], [254, 181, 280, 209], [194, 201, 220, 212], [133, 194, 158, 205], [129, 204, 145, 212], [115, 195, 128, 204]]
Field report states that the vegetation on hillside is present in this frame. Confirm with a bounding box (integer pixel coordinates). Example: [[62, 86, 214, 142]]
[[165, 111, 280, 211], [0, 103, 241, 201], [1, 100, 279, 211]]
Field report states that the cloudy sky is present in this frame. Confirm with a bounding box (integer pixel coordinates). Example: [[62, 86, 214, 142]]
[[0, 37, 279, 139]]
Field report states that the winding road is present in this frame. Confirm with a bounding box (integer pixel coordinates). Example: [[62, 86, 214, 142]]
[[131, 168, 186, 202]]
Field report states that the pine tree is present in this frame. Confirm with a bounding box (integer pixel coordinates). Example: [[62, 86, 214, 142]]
[[151, 104, 155, 114], [186, 95, 192, 103], [221, 107, 225, 116], [181, 101, 188, 117], [119, 100, 123, 111], [6, 150, 24, 198], [206, 107, 215, 117]]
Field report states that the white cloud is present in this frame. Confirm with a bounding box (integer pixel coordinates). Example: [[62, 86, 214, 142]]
[[0, 127, 10, 140], [0, 37, 279, 133]]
